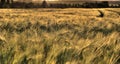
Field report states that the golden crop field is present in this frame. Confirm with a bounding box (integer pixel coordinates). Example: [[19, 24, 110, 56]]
[[0, 8, 120, 64]]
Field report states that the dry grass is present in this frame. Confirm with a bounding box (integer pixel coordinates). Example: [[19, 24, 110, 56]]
[[0, 8, 120, 64]]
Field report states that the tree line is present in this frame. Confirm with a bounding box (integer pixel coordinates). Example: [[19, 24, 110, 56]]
[[0, 0, 120, 8], [0, 0, 13, 7]]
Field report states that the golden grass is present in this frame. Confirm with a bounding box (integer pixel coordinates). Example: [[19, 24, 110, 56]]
[[0, 8, 120, 64]]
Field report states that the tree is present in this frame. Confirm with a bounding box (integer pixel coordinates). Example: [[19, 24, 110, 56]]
[[7, 0, 10, 4], [41, 0, 48, 8], [7, 0, 13, 4], [11, 0, 13, 4], [0, 0, 14, 7], [101, 1, 109, 8], [1, 0, 6, 7]]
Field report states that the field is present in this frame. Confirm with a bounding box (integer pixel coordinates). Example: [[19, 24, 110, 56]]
[[0, 8, 120, 64]]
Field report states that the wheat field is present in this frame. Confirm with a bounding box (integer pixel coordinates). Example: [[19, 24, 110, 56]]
[[0, 8, 120, 64]]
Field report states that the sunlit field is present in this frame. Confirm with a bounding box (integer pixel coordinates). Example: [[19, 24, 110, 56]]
[[0, 8, 120, 64]]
